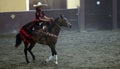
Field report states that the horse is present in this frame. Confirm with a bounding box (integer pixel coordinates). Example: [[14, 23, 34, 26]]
[[15, 15, 72, 64]]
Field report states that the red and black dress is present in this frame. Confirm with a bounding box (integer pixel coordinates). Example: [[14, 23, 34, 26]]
[[19, 22, 35, 44], [19, 10, 45, 44], [19, 9, 51, 43]]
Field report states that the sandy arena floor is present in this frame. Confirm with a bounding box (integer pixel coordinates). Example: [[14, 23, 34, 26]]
[[0, 30, 120, 69]]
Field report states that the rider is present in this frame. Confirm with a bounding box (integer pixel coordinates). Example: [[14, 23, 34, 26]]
[[33, 2, 52, 30], [19, 2, 52, 44]]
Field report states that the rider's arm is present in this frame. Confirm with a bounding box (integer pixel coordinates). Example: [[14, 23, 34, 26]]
[[44, 16, 51, 20], [39, 17, 49, 21], [39, 16, 51, 22]]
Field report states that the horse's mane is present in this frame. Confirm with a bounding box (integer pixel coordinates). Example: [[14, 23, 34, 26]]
[[48, 17, 59, 32]]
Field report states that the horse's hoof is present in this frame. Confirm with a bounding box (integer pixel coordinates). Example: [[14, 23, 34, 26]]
[[33, 56, 35, 60], [32, 60, 35, 63], [27, 61, 30, 64], [26, 62, 30, 64], [42, 61, 47, 65], [55, 61, 58, 65]]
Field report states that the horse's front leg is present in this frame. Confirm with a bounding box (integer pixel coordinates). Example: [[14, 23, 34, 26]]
[[54, 55, 58, 64], [46, 46, 58, 64], [46, 55, 53, 63]]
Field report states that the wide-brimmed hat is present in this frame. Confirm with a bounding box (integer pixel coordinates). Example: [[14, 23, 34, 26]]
[[33, 2, 48, 7]]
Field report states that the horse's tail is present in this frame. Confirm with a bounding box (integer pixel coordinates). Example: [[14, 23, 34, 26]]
[[15, 33, 22, 48]]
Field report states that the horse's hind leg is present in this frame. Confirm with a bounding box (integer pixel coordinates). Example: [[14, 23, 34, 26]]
[[28, 42, 36, 62], [24, 42, 29, 63]]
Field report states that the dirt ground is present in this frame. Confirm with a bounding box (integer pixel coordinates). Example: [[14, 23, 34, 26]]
[[0, 30, 120, 69]]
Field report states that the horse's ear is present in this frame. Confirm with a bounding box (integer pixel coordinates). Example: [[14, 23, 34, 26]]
[[60, 14, 63, 19]]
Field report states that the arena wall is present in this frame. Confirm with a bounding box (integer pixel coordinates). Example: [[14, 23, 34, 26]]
[[0, 9, 78, 34], [0, 9, 119, 34]]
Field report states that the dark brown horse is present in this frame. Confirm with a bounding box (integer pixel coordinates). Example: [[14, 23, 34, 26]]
[[15, 15, 72, 64]]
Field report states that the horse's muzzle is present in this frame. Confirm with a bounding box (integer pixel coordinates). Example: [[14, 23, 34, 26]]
[[68, 23, 72, 28], [69, 24, 72, 28]]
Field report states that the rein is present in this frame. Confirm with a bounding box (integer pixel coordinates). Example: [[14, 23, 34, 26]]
[[55, 19, 65, 32], [37, 19, 63, 38], [55, 23, 64, 31]]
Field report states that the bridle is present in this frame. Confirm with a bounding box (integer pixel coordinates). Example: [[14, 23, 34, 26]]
[[55, 19, 65, 31], [55, 17, 70, 31]]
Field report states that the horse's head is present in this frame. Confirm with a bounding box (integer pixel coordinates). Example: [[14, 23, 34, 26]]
[[57, 15, 72, 28]]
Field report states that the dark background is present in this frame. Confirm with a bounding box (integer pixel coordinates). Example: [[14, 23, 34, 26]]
[[0, 0, 120, 34]]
